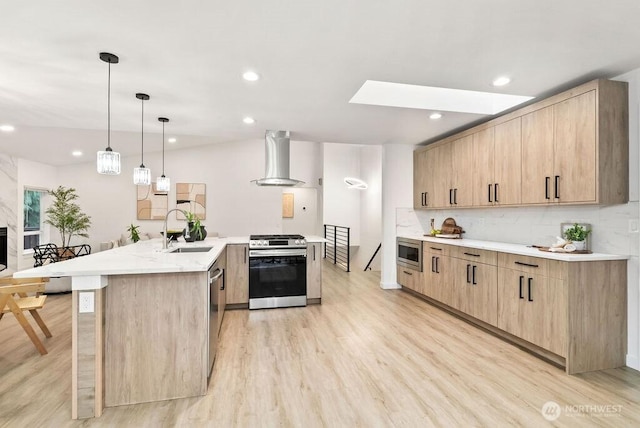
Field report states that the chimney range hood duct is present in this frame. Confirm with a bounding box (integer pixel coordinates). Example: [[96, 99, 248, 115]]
[[252, 130, 304, 186]]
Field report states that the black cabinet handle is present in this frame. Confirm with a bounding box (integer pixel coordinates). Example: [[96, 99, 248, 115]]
[[466, 264, 471, 283], [313, 244, 316, 261], [244, 246, 247, 263], [430, 247, 442, 251], [403, 270, 413, 276], [435, 257, 440, 273], [554, 175, 560, 199], [454, 188, 458, 205], [545, 177, 550, 200], [519, 276, 524, 299], [431, 256, 435, 272], [463, 252, 480, 257], [472, 265, 477, 285], [425, 192, 429, 207], [514, 261, 539, 268], [494, 183, 499, 203], [527, 277, 533, 302], [488, 184, 492, 203], [449, 188, 453, 205]]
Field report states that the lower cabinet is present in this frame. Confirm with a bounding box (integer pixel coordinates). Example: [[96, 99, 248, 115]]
[[497, 267, 566, 356], [399, 240, 627, 374], [307, 243, 323, 301], [226, 244, 249, 305]]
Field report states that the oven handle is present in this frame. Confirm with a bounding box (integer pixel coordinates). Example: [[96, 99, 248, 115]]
[[249, 249, 307, 258]]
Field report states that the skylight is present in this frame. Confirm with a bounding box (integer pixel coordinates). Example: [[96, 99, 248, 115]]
[[349, 80, 534, 115]]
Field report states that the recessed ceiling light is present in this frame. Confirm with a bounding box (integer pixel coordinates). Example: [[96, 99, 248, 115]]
[[243, 117, 256, 124], [350, 80, 533, 115], [168, 137, 177, 143], [242, 71, 260, 81], [72, 151, 83, 157], [430, 112, 442, 120], [492, 76, 511, 87], [0, 124, 15, 132]]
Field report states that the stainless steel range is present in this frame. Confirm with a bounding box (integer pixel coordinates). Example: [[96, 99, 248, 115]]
[[249, 234, 307, 309]]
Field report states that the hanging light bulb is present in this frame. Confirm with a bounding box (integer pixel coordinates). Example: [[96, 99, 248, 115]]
[[156, 117, 170, 192], [133, 93, 151, 185], [97, 52, 121, 175]]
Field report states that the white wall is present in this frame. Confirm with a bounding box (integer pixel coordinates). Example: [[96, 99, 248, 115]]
[[323, 143, 361, 245], [0, 154, 18, 271], [355, 145, 382, 271], [56, 138, 323, 250], [282, 187, 318, 236], [380, 144, 414, 288]]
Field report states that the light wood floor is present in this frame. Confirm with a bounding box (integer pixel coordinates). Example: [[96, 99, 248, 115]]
[[2, 263, 640, 427]]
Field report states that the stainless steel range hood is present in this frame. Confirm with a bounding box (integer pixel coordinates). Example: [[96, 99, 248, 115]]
[[252, 130, 304, 186]]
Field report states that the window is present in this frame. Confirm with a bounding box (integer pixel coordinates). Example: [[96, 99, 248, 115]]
[[24, 189, 44, 251]]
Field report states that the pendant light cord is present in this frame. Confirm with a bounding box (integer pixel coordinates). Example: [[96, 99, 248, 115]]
[[140, 98, 145, 166], [107, 61, 111, 149], [162, 121, 165, 175]]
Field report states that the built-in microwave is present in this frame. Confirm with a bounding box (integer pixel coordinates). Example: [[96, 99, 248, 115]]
[[396, 237, 422, 272]]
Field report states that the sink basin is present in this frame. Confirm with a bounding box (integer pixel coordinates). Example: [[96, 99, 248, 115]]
[[169, 246, 213, 253]]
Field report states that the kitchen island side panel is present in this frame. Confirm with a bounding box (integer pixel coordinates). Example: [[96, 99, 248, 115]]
[[104, 272, 208, 407]]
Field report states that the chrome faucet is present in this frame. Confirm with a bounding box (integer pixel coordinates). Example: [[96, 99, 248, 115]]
[[163, 208, 190, 249]]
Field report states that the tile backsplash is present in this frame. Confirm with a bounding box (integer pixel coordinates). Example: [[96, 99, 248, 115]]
[[398, 202, 640, 256]]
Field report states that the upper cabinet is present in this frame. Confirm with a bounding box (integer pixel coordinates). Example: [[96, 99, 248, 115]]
[[414, 79, 628, 210]]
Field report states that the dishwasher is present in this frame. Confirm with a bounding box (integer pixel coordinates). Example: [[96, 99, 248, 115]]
[[208, 259, 225, 378]]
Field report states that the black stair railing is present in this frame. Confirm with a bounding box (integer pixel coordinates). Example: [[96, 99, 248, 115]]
[[364, 243, 381, 271], [324, 224, 350, 272]]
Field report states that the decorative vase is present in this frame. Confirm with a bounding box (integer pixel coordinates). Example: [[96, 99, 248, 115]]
[[573, 240, 586, 251], [183, 222, 196, 242], [195, 226, 207, 241]]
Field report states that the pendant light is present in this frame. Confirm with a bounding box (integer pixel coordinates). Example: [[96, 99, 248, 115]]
[[97, 52, 121, 175], [133, 93, 151, 185], [156, 117, 171, 192]]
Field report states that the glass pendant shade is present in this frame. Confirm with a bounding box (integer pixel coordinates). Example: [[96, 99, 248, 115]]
[[97, 52, 121, 175], [97, 148, 121, 175], [133, 166, 151, 185], [156, 175, 170, 191]]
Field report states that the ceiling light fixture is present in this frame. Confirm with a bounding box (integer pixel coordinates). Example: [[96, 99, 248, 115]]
[[72, 151, 83, 157], [97, 52, 121, 175], [0, 124, 15, 132], [492, 76, 511, 87], [344, 177, 368, 190], [133, 93, 151, 185], [168, 137, 177, 143], [156, 117, 170, 192], [429, 112, 442, 120], [243, 117, 256, 124], [242, 71, 260, 81]]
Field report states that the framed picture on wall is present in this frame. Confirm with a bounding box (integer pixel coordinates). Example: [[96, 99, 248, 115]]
[[137, 183, 168, 220], [176, 183, 206, 219]]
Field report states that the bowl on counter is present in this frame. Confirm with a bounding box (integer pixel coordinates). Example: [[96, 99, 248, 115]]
[[161, 230, 183, 241]]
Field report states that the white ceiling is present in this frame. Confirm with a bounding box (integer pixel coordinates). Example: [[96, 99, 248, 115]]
[[1, 0, 640, 166]]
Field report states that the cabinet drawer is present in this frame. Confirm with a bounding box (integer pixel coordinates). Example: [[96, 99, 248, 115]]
[[498, 253, 548, 276], [425, 243, 452, 256], [397, 265, 419, 291], [451, 246, 497, 265]]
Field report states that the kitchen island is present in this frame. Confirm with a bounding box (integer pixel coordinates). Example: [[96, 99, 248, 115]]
[[14, 236, 325, 419]]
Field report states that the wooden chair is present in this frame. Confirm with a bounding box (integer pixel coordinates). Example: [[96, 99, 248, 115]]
[[0, 277, 51, 355]]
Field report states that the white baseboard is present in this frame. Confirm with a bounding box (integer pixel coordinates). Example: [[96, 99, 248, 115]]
[[627, 354, 640, 371], [380, 281, 401, 290]]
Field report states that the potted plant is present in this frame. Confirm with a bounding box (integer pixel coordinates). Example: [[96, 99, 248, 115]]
[[127, 224, 141, 243], [44, 186, 92, 256], [184, 211, 207, 242], [563, 223, 591, 251]]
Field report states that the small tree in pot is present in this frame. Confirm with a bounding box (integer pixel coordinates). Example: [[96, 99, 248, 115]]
[[44, 186, 92, 251]]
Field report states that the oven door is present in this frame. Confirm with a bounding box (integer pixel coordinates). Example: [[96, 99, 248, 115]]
[[249, 248, 307, 309]]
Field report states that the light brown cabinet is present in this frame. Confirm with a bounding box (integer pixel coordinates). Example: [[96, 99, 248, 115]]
[[415, 79, 628, 209], [307, 242, 323, 301], [225, 244, 249, 305], [400, 239, 627, 374]]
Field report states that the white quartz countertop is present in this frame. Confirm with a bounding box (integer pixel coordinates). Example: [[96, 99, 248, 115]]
[[399, 235, 629, 262], [14, 235, 327, 279]]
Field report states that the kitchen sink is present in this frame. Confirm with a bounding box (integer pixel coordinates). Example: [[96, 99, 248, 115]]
[[169, 246, 213, 253]]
